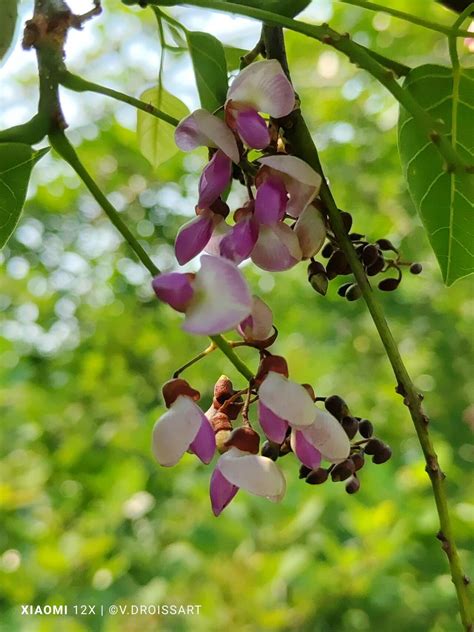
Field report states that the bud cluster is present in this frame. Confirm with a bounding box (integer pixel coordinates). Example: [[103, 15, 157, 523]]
[[307, 210, 422, 299], [296, 394, 392, 494]]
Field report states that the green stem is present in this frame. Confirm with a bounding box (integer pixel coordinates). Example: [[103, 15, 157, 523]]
[[263, 24, 472, 631], [59, 71, 179, 126], [339, 0, 472, 38], [49, 130, 160, 276], [141, 0, 469, 171], [210, 335, 254, 381], [173, 342, 217, 377]]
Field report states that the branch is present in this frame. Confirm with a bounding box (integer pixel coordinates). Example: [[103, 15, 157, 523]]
[[262, 24, 472, 632]]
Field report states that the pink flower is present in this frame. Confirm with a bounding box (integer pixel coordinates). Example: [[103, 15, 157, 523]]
[[175, 108, 240, 163], [210, 447, 286, 516], [250, 222, 302, 271], [198, 149, 233, 209], [238, 296, 273, 342], [152, 254, 252, 335], [219, 206, 259, 264], [225, 60, 295, 149], [152, 381, 215, 467], [257, 155, 322, 218], [294, 204, 326, 259]]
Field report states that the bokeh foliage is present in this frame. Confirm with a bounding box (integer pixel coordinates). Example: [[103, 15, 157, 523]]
[[0, 1, 473, 630]]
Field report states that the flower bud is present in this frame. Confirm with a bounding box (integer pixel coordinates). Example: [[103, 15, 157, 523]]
[[376, 238, 398, 252], [363, 438, 384, 455], [299, 464, 312, 479], [255, 354, 289, 384], [305, 467, 329, 485], [358, 419, 374, 438], [162, 378, 200, 408], [345, 283, 362, 301], [331, 459, 355, 482], [225, 426, 260, 454], [326, 250, 350, 278], [279, 437, 292, 456], [378, 277, 400, 292], [351, 452, 365, 471], [341, 416, 358, 439], [362, 244, 379, 267], [345, 476, 361, 494], [366, 257, 385, 276], [410, 262, 422, 275], [337, 282, 353, 297], [372, 444, 392, 464], [214, 375, 234, 404], [340, 211, 353, 233], [210, 411, 233, 454], [261, 440, 280, 461], [324, 395, 350, 421], [321, 242, 334, 258], [309, 272, 329, 296]]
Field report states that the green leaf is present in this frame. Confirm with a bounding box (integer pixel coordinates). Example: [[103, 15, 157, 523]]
[[139, 0, 311, 17], [0, 143, 49, 248], [398, 64, 474, 286], [224, 46, 248, 71], [0, 0, 18, 65], [187, 30, 228, 112], [137, 87, 189, 169]]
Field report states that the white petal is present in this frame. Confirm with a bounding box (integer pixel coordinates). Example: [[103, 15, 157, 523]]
[[227, 60, 295, 118], [175, 109, 240, 163], [152, 396, 203, 467], [294, 205, 326, 258], [183, 254, 252, 335], [218, 448, 286, 501], [303, 409, 351, 463], [259, 371, 315, 427]]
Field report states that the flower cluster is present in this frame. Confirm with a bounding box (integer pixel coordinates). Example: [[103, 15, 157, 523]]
[[151, 60, 327, 337]]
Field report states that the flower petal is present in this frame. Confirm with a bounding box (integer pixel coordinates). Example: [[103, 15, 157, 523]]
[[183, 254, 252, 335], [238, 295, 273, 341], [259, 155, 322, 218], [198, 150, 232, 209], [227, 60, 295, 118], [204, 218, 231, 256], [303, 409, 351, 463], [294, 205, 326, 259], [235, 108, 270, 149], [152, 395, 203, 467], [219, 216, 259, 264], [259, 371, 315, 428], [175, 211, 214, 265], [250, 222, 302, 272], [152, 272, 194, 312], [218, 447, 286, 502], [258, 400, 288, 443], [290, 429, 322, 470], [190, 414, 216, 464], [210, 466, 239, 516], [175, 109, 240, 162], [254, 176, 288, 225]]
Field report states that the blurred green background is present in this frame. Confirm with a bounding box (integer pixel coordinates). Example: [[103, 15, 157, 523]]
[[0, 1, 473, 630]]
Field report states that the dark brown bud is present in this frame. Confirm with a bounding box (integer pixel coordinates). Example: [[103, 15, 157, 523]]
[[340, 211, 353, 233], [213, 375, 234, 403], [210, 411, 233, 454], [209, 197, 230, 218], [345, 284, 362, 301], [349, 232, 365, 241], [337, 282, 353, 297], [351, 452, 365, 471], [307, 260, 326, 278], [376, 238, 398, 252], [325, 395, 349, 421], [306, 467, 329, 484], [279, 437, 292, 456], [341, 416, 359, 439], [299, 464, 312, 479], [345, 476, 361, 494], [410, 262, 423, 275], [162, 378, 200, 408], [362, 244, 379, 267], [372, 445, 392, 464], [327, 250, 350, 278], [321, 242, 334, 258], [225, 426, 260, 454], [309, 272, 329, 296], [378, 277, 400, 292], [363, 438, 385, 455], [358, 419, 374, 438], [261, 440, 280, 461], [366, 256, 385, 276], [255, 354, 289, 384], [331, 459, 356, 482]]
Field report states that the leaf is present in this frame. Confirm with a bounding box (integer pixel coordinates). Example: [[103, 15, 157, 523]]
[[0, 0, 18, 65], [137, 87, 189, 169], [398, 64, 474, 286], [224, 46, 248, 71], [0, 144, 49, 249], [143, 0, 311, 17], [187, 30, 228, 112]]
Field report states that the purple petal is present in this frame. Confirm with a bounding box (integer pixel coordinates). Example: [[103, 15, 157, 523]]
[[190, 414, 216, 464], [235, 108, 270, 150], [175, 109, 240, 163], [152, 273, 194, 312], [258, 400, 288, 444], [198, 150, 233, 209], [210, 466, 239, 516], [183, 255, 252, 335], [291, 429, 322, 470], [219, 217, 259, 264], [175, 212, 214, 265], [254, 177, 288, 225]]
